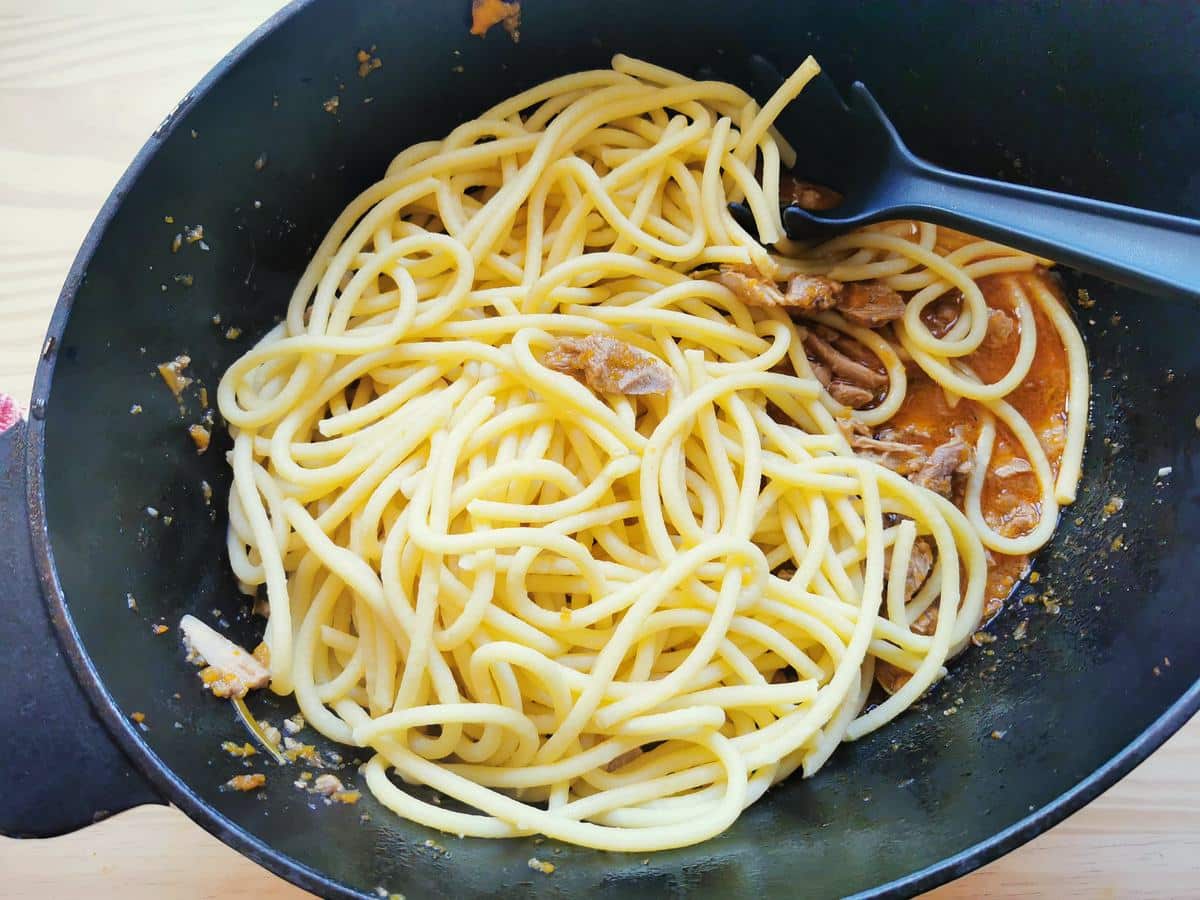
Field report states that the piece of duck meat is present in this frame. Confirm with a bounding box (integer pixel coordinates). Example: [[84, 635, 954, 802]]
[[543, 334, 673, 396], [784, 274, 844, 311], [838, 281, 906, 328], [839, 419, 927, 475], [712, 265, 789, 307], [910, 438, 973, 498], [903, 537, 935, 601], [992, 456, 1033, 478], [876, 537, 936, 694], [986, 307, 1016, 342], [827, 380, 876, 409], [802, 327, 889, 392]]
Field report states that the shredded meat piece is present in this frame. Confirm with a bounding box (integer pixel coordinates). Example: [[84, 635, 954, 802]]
[[470, 0, 521, 38], [875, 663, 911, 695], [838, 281, 905, 328], [987, 307, 1016, 342], [996, 500, 1039, 537], [828, 380, 875, 409], [784, 274, 844, 310], [840, 419, 926, 475], [543, 334, 673, 396], [713, 265, 789, 307], [180, 614, 270, 699], [713, 265, 844, 312], [780, 176, 843, 211], [904, 537, 935, 601], [808, 357, 832, 387], [802, 328, 888, 391], [878, 533, 936, 695], [993, 457, 1033, 478], [910, 438, 973, 497], [910, 605, 938, 636]]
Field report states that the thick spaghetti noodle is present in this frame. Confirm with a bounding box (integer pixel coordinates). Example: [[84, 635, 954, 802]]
[[215, 54, 1088, 851]]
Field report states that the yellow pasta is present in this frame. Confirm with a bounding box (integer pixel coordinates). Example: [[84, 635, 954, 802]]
[[216, 54, 1087, 851]]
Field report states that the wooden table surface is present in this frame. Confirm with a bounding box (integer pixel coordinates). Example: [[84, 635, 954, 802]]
[[2, 2, 1198, 897]]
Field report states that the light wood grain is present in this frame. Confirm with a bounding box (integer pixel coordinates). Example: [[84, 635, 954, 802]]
[[1, 2, 1197, 897]]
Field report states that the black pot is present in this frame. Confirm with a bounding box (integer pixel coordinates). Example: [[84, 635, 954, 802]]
[[3, 1, 1199, 897]]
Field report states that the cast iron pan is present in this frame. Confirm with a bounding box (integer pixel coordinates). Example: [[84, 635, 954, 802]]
[[2, 1, 1199, 897]]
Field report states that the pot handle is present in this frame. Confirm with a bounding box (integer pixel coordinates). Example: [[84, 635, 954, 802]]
[[0, 396, 164, 837]]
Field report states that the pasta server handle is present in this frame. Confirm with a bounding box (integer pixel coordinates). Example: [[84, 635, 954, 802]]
[[774, 79, 1200, 300]]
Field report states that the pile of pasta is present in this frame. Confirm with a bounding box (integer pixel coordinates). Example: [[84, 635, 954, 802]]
[[216, 55, 1086, 850]]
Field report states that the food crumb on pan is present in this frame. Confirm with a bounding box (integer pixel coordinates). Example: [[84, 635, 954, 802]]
[[357, 46, 382, 78], [990, 729, 1007, 740], [151, 623, 169, 635], [171, 233, 182, 253], [222, 741, 258, 758], [126, 593, 138, 611], [323, 95, 340, 115], [129, 403, 142, 415], [174, 273, 194, 287], [283, 738, 323, 765], [254, 152, 268, 171], [189, 423, 211, 453], [225, 326, 243, 340], [164, 215, 175, 224], [1028, 571, 1040, 584], [181, 614, 270, 699], [1157, 466, 1173, 478], [527, 857, 555, 875], [1110, 534, 1125, 551], [1075, 288, 1095, 309], [284, 713, 305, 735], [470, 0, 521, 40], [130, 711, 146, 724], [314, 774, 343, 796], [157, 354, 193, 399], [1012, 620, 1028, 640], [185, 225, 205, 244], [1102, 495, 1124, 518], [258, 720, 282, 746], [226, 773, 266, 792], [146, 506, 160, 518]]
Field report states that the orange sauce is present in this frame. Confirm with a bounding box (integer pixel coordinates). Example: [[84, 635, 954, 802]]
[[886, 268, 1072, 623]]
